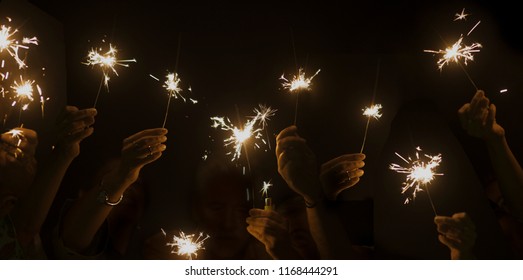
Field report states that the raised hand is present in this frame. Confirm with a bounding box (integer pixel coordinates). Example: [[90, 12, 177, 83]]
[[320, 153, 365, 200]]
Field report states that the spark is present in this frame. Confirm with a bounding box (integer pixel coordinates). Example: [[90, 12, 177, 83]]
[[163, 230, 210, 260], [0, 24, 38, 69], [280, 68, 321, 92], [467, 21, 481, 37], [210, 114, 264, 161], [362, 104, 383, 120], [454, 8, 469, 21], [83, 43, 136, 90], [10, 75, 36, 110], [6, 128, 24, 146], [250, 104, 277, 128], [389, 147, 443, 204], [500, 89, 508, 94], [260, 180, 272, 198], [424, 36, 482, 71]]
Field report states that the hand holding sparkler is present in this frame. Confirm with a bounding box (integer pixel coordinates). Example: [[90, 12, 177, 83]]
[[1, 127, 37, 162], [53, 106, 97, 159], [275, 125, 322, 207], [434, 212, 476, 260], [116, 128, 168, 185], [246, 208, 301, 260], [320, 153, 365, 200], [458, 90, 504, 142]]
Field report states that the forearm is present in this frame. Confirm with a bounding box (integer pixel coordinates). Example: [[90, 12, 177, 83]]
[[486, 136, 523, 220], [306, 199, 356, 259], [11, 152, 74, 244], [61, 171, 129, 252]]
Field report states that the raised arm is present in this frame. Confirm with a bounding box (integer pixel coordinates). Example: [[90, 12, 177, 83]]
[[458, 90, 523, 220]]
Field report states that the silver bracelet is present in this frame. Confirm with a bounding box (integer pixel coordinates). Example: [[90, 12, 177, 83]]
[[96, 179, 123, 206]]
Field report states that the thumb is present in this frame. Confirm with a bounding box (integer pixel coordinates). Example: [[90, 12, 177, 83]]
[[487, 103, 496, 128]]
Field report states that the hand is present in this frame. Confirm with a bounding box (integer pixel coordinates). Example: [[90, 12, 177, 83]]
[[54, 106, 97, 159], [434, 212, 476, 259], [275, 126, 322, 204], [116, 128, 168, 184], [320, 153, 365, 200], [0, 127, 38, 164], [246, 208, 297, 259], [0, 127, 38, 193], [458, 90, 505, 142]]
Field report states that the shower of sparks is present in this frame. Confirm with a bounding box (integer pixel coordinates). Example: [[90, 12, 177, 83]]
[[0, 24, 38, 69], [210, 113, 265, 161], [260, 180, 272, 198], [163, 72, 185, 101], [10, 76, 38, 111], [83, 44, 136, 90], [362, 104, 383, 120], [389, 147, 443, 204], [250, 104, 277, 128], [454, 8, 469, 21], [6, 128, 24, 146], [163, 229, 210, 260], [280, 68, 321, 92], [424, 36, 482, 71]]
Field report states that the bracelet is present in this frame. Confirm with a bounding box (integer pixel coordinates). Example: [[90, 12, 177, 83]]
[[96, 179, 123, 206]]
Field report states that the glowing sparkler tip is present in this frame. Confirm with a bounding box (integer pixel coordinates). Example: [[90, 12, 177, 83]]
[[280, 68, 321, 92], [389, 147, 443, 204], [424, 36, 482, 71], [165, 230, 210, 260], [362, 104, 383, 119], [260, 180, 272, 198]]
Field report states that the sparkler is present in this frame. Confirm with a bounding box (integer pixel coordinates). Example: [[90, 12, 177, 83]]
[[6, 128, 24, 146], [0, 24, 38, 69], [250, 104, 277, 150], [9, 75, 44, 124], [210, 115, 264, 162], [389, 147, 443, 215], [163, 229, 209, 260], [280, 68, 320, 125], [360, 104, 382, 153], [260, 180, 273, 211], [83, 43, 136, 108], [151, 72, 196, 128]]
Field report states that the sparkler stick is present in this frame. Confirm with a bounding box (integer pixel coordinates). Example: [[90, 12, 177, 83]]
[[161, 33, 182, 128], [162, 229, 209, 260], [389, 146, 443, 216], [280, 68, 320, 125], [83, 43, 136, 108], [360, 60, 382, 154]]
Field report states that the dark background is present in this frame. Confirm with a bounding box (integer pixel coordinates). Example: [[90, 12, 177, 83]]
[[2, 0, 523, 258]]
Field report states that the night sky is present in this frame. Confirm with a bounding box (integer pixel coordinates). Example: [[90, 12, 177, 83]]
[[2, 0, 523, 259]]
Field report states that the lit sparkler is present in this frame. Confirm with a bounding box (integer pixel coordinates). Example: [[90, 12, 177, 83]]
[[151, 72, 196, 128], [250, 104, 277, 150], [424, 36, 482, 71], [10, 75, 39, 111], [6, 128, 24, 146], [389, 147, 443, 206], [260, 180, 272, 198], [454, 8, 469, 21], [83, 43, 136, 107], [360, 104, 383, 153], [0, 24, 38, 69], [163, 229, 209, 260], [280, 68, 320, 92], [210, 115, 264, 161]]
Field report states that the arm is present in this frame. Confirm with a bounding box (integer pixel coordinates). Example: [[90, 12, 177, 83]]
[[11, 106, 96, 246], [458, 90, 523, 220], [60, 128, 167, 253], [275, 126, 362, 259]]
